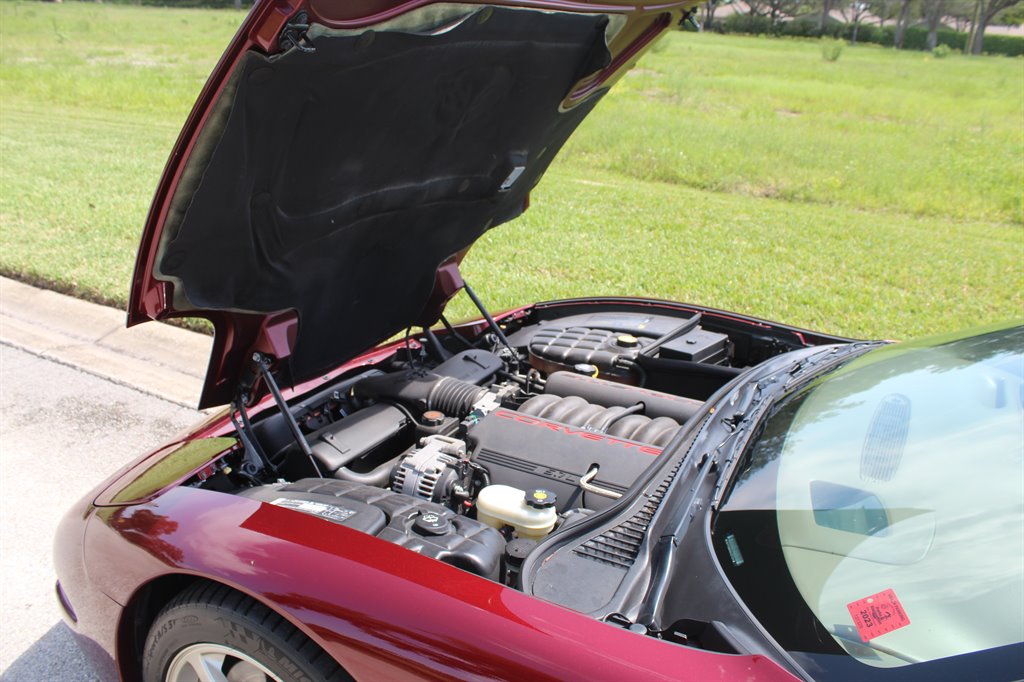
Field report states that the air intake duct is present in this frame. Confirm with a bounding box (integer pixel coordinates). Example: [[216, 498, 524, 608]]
[[355, 371, 486, 418]]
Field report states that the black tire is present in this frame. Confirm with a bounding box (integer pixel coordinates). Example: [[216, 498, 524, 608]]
[[142, 581, 351, 682]]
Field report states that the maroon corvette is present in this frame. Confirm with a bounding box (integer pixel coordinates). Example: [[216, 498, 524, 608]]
[[54, 0, 1024, 680]]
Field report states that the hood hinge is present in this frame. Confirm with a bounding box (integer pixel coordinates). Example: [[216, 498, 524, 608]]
[[279, 11, 315, 54]]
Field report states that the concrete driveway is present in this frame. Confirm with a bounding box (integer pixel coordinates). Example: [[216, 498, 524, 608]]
[[0, 278, 210, 680]]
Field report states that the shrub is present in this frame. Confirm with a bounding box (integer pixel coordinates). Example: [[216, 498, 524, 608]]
[[846, 23, 881, 44], [779, 19, 824, 38], [980, 32, 1024, 57], [932, 43, 952, 58], [722, 14, 775, 35], [821, 38, 844, 61], [898, 27, 967, 51]]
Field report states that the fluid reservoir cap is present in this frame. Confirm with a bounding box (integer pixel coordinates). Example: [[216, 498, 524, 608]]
[[421, 410, 445, 426], [572, 363, 599, 377], [525, 489, 557, 509], [616, 334, 639, 348], [413, 510, 452, 536]]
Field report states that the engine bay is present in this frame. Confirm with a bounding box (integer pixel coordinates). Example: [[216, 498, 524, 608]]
[[189, 302, 813, 590]]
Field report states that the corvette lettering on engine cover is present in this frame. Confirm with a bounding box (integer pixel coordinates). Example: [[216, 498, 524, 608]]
[[492, 410, 663, 456], [468, 409, 666, 513]]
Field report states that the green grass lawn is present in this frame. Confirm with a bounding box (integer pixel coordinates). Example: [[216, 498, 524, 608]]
[[1, 1, 1021, 339]]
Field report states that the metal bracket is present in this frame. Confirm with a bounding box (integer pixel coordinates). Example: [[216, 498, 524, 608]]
[[680, 8, 701, 31], [279, 11, 316, 54]]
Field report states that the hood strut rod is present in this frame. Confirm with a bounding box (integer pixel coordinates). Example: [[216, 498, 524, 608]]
[[463, 281, 515, 357], [252, 352, 324, 478], [230, 402, 276, 477]]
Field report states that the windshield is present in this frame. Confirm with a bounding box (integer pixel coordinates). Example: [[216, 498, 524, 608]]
[[712, 325, 1024, 679]]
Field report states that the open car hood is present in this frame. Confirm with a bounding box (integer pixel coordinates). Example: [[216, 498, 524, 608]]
[[128, 0, 680, 409]]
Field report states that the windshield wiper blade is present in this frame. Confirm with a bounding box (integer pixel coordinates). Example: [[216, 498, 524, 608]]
[[712, 343, 878, 506], [783, 342, 880, 390]]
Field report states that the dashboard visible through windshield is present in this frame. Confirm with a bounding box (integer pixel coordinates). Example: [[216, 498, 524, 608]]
[[711, 325, 1024, 681]]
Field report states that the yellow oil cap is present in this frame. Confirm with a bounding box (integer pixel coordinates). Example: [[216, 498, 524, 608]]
[[617, 334, 639, 348]]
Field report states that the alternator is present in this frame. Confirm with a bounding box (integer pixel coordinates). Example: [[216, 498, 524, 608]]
[[391, 435, 468, 503]]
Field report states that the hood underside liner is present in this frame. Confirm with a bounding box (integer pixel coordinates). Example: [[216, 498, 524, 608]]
[[156, 6, 611, 407]]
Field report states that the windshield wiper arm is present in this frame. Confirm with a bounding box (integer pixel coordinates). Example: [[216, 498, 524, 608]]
[[712, 344, 877, 506], [783, 342, 880, 390]]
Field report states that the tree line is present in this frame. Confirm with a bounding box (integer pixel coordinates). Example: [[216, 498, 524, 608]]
[[697, 0, 1022, 53], [44, 0, 1023, 55]]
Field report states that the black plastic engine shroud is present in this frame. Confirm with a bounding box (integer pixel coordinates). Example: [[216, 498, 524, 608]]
[[468, 408, 666, 513], [240, 479, 504, 579]]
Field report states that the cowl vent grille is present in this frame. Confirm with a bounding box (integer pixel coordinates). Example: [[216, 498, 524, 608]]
[[573, 457, 685, 568]]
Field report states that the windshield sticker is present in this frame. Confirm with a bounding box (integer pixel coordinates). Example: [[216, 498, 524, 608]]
[[847, 589, 910, 641], [270, 497, 357, 523]]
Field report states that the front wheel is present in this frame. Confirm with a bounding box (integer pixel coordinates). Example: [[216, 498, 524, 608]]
[[143, 582, 350, 682]]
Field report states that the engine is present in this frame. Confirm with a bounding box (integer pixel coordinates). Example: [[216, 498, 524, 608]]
[[338, 349, 701, 511], [203, 310, 757, 583]]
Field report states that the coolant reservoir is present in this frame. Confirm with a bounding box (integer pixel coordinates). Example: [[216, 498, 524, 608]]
[[476, 485, 557, 539]]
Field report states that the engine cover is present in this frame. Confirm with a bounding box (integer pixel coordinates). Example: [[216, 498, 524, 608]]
[[467, 408, 667, 512]]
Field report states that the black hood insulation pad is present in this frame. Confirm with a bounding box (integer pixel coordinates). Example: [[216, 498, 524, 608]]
[[156, 7, 610, 406]]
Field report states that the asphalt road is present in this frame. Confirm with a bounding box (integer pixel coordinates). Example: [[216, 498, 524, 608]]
[[0, 344, 201, 681]]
